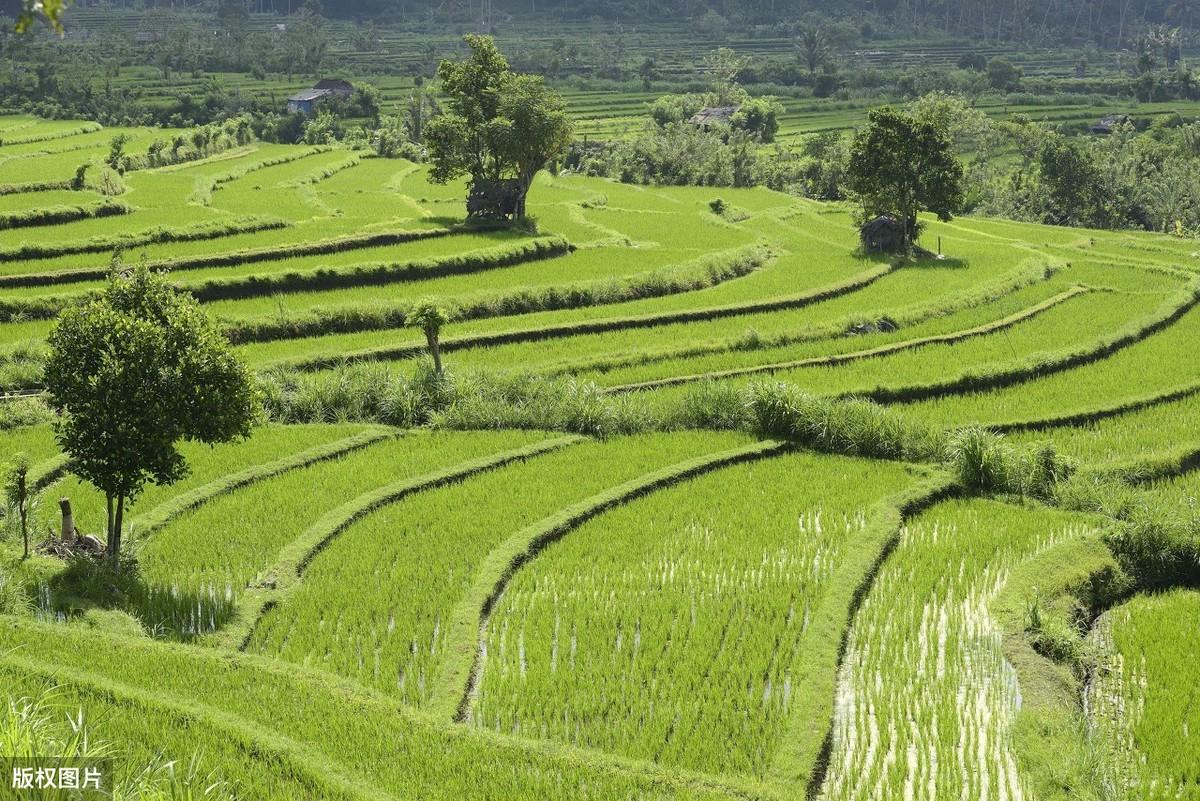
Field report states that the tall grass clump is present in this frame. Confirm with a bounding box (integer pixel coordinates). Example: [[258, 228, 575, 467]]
[[0, 689, 233, 800], [0, 565, 31, 616], [746, 381, 943, 461], [1055, 473, 1200, 592], [947, 426, 1073, 500], [259, 361, 456, 428], [0, 398, 52, 430]]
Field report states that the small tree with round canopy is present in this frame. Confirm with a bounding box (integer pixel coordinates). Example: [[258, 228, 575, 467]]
[[43, 266, 260, 562], [426, 35, 573, 221]]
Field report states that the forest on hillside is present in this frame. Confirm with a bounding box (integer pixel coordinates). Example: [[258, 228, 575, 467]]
[[4, 0, 1199, 45]]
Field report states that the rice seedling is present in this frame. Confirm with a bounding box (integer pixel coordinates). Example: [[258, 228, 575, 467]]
[[247, 432, 754, 704], [138, 430, 550, 597], [474, 451, 915, 778], [1087, 590, 1200, 800], [0, 618, 749, 801], [821, 499, 1099, 801]]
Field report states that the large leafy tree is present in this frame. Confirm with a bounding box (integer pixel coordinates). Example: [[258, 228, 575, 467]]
[[426, 35, 573, 220], [14, 0, 70, 33], [44, 267, 260, 561], [846, 106, 964, 250]]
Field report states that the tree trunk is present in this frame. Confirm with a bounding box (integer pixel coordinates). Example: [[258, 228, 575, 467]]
[[19, 505, 28, 560], [106, 493, 124, 562], [427, 329, 443, 376], [114, 495, 125, 562], [59, 497, 74, 540]]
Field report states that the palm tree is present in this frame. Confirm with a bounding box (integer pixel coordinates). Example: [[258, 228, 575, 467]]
[[797, 26, 829, 75]]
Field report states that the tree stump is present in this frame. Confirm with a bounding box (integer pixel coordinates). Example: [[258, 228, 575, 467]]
[[59, 497, 75, 541]]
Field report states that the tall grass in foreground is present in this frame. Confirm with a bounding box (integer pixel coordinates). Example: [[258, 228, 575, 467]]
[[261, 362, 1074, 498], [0, 689, 232, 800]]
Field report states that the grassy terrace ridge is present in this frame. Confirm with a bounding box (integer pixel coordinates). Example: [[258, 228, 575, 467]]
[[218, 434, 585, 650], [439, 438, 791, 724], [605, 285, 1091, 392], [5, 113, 1200, 801], [269, 255, 889, 370], [0, 226, 457, 288]]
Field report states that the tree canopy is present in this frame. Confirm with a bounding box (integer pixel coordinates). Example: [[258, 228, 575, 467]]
[[846, 107, 964, 250], [43, 266, 260, 559], [426, 35, 573, 220]]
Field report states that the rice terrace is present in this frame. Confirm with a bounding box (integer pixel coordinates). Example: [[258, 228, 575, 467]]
[[1, 1, 1199, 799]]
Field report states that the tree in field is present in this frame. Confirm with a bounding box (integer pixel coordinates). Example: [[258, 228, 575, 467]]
[[406, 299, 451, 377], [1036, 134, 1103, 227], [702, 47, 750, 107], [797, 27, 829, 75], [426, 35, 573, 221], [3, 453, 32, 560], [43, 267, 260, 562], [986, 57, 1021, 91], [846, 107, 964, 251]]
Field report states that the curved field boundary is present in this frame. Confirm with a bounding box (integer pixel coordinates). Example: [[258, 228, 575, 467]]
[[222, 435, 585, 651], [0, 656, 392, 801], [0, 227, 456, 289], [990, 527, 1114, 801], [0, 388, 45, 402], [431, 439, 791, 725], [183, 236, 570, 303], [30, 454, 70, 493], [130, 427, 397, 540], [540, 259, 1054, 381], [282, 260, 897, 371], [0, 122, 101, 147], [771, 470, 958, 797], [606, 286, 1090, 394], [988, 379, 1200, 435], [243, 244, 770, 348], [0, 618, 775, 801], [0, 217, 289, 265], [0, 180, 74, 195], [192, 146, 332, 205], [1104, 444, 1200, 483], [283, 152, 364, 186], [859, 279, 1200, 405], [0, 201, 130, 231]]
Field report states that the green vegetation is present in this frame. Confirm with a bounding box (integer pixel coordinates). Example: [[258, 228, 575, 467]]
[[43, 267, 259, 558], [1089, 590, 1200, 800], [3, 50, 1200, 797]]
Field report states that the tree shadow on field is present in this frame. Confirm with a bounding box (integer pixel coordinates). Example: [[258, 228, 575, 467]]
[[426, 215, 468, 228], [851, 250, 969, 270], [42, 555, 236, 642], [906, 255, 969, 269]]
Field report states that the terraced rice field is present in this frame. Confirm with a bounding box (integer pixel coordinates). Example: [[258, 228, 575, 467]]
[[1, 115, 1197, 800]]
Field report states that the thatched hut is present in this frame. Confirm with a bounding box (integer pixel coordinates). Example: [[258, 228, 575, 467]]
[[688, 106, 739, 130], [860, 215, 905, 253]]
